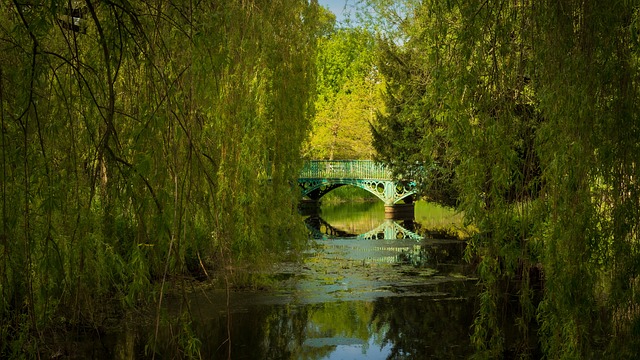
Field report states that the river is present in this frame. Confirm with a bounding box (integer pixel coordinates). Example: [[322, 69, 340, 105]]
[[70, 201, 478, 359]]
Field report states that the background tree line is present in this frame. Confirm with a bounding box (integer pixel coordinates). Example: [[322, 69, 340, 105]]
[[0, 0, 317, 356], [369, 0, 640, 358], [303, 6, 383, 160]]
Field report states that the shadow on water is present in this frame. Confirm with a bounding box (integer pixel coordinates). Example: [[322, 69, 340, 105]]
[[71, 201, 478, 359]]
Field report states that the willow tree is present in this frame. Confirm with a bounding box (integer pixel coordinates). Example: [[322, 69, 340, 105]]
[[0, 0, 317, 355], [369, 0, 640, 358]]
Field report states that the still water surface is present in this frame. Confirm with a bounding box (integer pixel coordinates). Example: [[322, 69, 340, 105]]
[[80, 201, 478, 359]]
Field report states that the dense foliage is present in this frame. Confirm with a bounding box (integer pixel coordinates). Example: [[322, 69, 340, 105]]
[[370, 0, 640, 358], [0, 0, 317, 355], [371, 36, 459, 206]]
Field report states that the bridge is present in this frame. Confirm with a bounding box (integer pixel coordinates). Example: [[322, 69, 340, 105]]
[[298, 160, 417, 208]]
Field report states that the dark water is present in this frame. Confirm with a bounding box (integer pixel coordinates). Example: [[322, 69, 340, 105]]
[[73, 202, 478, 359]]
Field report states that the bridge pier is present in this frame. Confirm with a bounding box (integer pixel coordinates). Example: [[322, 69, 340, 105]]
[[384, 203, 415, 220]]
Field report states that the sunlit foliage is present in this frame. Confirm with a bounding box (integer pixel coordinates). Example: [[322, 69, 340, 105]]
[[303, 8, 383, 160]]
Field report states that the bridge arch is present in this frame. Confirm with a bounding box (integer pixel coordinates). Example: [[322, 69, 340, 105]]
[[299, 178, 415, 205]]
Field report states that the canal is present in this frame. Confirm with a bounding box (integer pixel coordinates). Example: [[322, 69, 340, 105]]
[[71, 201, 478, 359]]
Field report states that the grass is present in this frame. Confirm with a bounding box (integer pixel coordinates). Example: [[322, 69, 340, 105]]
[[321, 186, 378, 205], [414, 202, 469, 239]]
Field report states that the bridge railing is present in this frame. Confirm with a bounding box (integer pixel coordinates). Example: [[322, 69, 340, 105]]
[[300, 160, 392, 180]]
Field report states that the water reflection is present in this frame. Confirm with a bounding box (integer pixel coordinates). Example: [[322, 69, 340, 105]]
[[359, 219, 421, 240], [72, 202, 476, 359], [304, 216, 422, 240], [147, 284, 477, 359], [74, 284, 477, 359], [304, 215, 469, 269]]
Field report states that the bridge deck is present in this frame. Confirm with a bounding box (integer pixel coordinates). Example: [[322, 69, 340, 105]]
[[300, 160, 392, 180]]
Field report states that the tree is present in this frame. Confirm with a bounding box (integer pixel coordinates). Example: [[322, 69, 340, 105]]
[[0, 0, 318, 355], [303, 16, 383, 160], [366, 0, 640, 358], [372, 35, 460, 206]]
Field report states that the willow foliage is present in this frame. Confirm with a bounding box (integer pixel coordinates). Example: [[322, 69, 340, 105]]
[[372, 0, 640, 358], [0, 0, 317, 354]]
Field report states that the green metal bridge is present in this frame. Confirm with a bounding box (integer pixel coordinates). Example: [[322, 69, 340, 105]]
[[299, 160, 416, 206]]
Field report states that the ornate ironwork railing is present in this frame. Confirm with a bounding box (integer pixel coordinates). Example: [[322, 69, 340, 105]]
[[300, 160, 392, 180]]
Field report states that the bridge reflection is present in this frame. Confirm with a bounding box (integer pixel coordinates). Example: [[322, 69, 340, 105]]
[[304, 216, 422, 240], [303, 215, 468, 268]]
